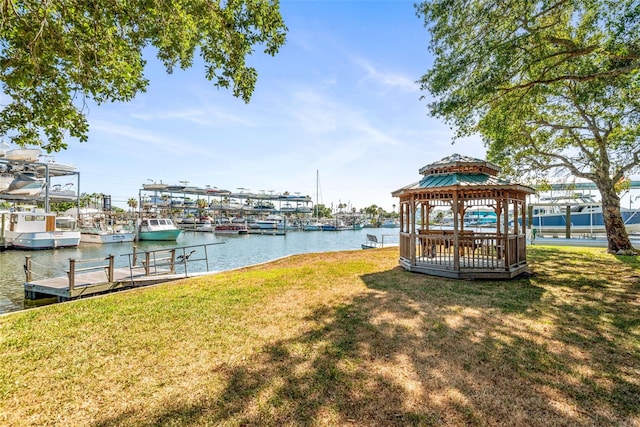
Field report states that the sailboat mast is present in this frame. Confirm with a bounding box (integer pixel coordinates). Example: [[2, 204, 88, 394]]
[[315, 170, 319, 220]]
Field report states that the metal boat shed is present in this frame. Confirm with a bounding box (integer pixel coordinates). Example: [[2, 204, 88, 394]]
[[392, 154, 535, 279]]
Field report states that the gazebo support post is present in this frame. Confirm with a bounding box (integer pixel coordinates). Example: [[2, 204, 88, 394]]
[[409, 195, 416, 263], [453, 193, 460, 270]]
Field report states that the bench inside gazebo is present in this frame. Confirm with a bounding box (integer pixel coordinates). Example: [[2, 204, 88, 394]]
[[391, 154, 535, 279]]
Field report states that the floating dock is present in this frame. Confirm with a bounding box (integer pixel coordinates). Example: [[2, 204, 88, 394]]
[[23, 267, 195, 301], [23, 243, 221, 302]]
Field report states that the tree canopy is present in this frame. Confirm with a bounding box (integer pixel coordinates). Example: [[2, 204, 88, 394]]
[[0, 0, 287, 151], [417, 0, 640, 252]]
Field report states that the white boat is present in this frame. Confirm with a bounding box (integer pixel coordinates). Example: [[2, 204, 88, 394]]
[[36, 159, 77, 174], [321, 220, 350, 231], [1, 210, 81, 249], [176, 217, 197, 229], [0, 141, 10, 157], [142, 182, 168, 191], [4, 148, 41, 162], [192, 220, 213, 232], [380, 219, 400, 228], [250, 215, 280, 230], [79, 220, 136, 244], [302, 220, 323, 231], [138, 218, 182, 241], [277, 218, 301, 231], [70, 210, 136, 244], [80, 228, 136, 244], [6, 174, 45, 196], [48, 183, 76, 198], [64, 207, 102, 218], [529, 193, 640, 234], [0, 175, 13, 193], [280, 203, 297, 213], [464, 207, 497, 227]]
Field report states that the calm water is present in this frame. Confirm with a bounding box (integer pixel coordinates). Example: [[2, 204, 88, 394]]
[[0, 228, 398, 314]]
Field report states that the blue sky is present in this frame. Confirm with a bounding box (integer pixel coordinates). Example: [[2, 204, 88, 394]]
[[48, 0, 487, 211]]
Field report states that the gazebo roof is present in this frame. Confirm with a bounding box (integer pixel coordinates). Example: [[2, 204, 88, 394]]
[[392, 153, 534, 196], [419, 171, 510, 188], [418, 153, 501, 177]]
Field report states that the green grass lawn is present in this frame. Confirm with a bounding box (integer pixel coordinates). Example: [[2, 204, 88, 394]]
[[1, 246, 638, 426]]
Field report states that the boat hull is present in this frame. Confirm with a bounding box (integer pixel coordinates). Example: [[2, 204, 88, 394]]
[[214, 225, 249, 234], [5, 148, 41, 161], [80, 231, 136, 244], [138, 229, 182, 241], [321, 224, 351, 231], [277, 223, 301, 231], [6, 174, 45, 196], [6, 231, 81, 249], [250, 221, 278, 230], [138, 218, 182, 241], [532, 210, 640, 234], [303, 221, 322, 231], [380, 222, 400, 228]]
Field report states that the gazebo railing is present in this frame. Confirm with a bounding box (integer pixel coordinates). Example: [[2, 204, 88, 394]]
[[401, 230, 527, 271]]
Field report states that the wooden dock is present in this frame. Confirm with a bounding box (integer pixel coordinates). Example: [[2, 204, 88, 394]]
[[23, 243, 221, 302]]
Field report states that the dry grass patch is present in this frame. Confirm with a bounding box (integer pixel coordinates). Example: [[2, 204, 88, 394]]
[[1, 246, 639, 426]]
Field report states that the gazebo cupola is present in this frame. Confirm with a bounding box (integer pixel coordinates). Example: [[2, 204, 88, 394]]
[[392, 154, 535, 279]]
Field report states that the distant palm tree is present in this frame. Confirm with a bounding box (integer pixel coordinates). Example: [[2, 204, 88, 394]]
[[127, 198, 138, 220], [90, 193, 101, 209], [365, 205, 379, 218], [197, 198, 207, 218]]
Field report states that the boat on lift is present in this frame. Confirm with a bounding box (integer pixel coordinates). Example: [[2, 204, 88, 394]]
[[5, 173, 45, 196], [4, 147, 41, 162]]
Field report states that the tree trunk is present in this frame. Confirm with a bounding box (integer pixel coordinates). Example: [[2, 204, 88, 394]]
[[597, 182, 637, 254]]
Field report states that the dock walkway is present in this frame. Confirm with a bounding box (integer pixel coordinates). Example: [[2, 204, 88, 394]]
[[23, 243, 221, 302]]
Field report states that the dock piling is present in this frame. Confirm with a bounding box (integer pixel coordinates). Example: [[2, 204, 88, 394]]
[[107, 254, 115, 282], [24, 256, 32, 282], [68, 259, 76, 291], [144, 252, 151, 275]]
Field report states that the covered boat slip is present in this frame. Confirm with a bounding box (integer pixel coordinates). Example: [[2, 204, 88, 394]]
[[393, 154, 534, 280]]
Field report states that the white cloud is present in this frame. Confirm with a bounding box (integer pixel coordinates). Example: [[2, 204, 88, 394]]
[[130, 107, 254, 127], [352, 56, 419, 94]]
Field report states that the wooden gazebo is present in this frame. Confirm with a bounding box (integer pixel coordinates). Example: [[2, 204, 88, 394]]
[[391, 154, 535, 279]]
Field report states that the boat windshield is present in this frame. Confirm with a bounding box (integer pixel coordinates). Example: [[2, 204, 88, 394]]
[[22, 215, 46, 222]]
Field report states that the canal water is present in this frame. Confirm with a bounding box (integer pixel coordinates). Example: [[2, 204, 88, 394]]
[[0, 228, 398, 314]]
